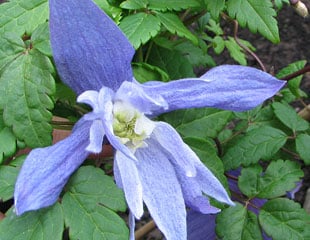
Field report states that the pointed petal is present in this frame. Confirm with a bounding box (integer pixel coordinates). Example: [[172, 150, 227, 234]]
[[194, 160, 235, 206], [133, 65, 285, 115], [14, 119, 92, 215], [152, 121, 196, 177], [187, 210, 217, 240], [135, 138, 187, 240], [114, 151, 143, 219], [86, 120, 105, 153], [128, 211, 136, 240], [49, 0, 135, 94]]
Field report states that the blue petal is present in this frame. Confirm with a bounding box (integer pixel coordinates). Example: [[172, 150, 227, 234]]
[[49, 0, 135, 94], [128, 211, 136, 240], [134, 65, 285, 115], [14, 119, 92, 215], [187, 210, 217, 240], [152, 121, 196, 177], [87, 120, 105, 153], [135, 138, 187, 240], [194, 160, 235, 206], [114, 151, 144, 219]]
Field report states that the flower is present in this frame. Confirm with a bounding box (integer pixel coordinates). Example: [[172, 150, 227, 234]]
[[14, 0, 285, 239]]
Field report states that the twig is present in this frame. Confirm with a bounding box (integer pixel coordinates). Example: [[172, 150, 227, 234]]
[[280, 65, 310, 81], [135, 220, 156, 240]]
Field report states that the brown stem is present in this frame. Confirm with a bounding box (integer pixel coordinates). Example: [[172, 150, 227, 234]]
[[0, 212, 5, 221], [280, 65, 310, 81], [135, 220, 156, 240]]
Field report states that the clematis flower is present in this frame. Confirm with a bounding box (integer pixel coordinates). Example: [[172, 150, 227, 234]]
[[14, 0, 285, 239]]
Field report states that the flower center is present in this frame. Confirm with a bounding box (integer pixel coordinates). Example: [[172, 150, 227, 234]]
[[112, 101, 155, 150]]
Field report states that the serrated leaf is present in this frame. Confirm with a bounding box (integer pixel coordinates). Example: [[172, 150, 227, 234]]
[[296, 134, 310, 164], [0, 32, 25, 72], [0, 49, 55, 147], [224, 37, 247, 65], [223, 126, 287, 170], [272, 102, 309, 131], [119, 12, 161, 49], [227, 0, 279, 43], [277, 60, 307, 98], [0, 116, 17, 164], [120, 0, 148, 9], [148, 44, 195, 79], [133, 62, 169, 83], [0, 203, 64, 240], [31, 22, 52, 56], [62, 166, 128, 240], [0, 155, 25, 201], [0, 0, 48, 36], [148, 0, 200, 11], [176, 110, 232, 139], [259, 198, 310, 240], [216, 203, 263, 240], [213, 36, 225, 54], [156, 12, 198, 45], [184, 137, 227, 188], [238, 164, 262, 197], [205, 0, 225, 19], [65, 166, 127, 212]]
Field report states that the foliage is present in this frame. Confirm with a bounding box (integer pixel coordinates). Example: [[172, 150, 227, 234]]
[[0, 0, 309, 239]]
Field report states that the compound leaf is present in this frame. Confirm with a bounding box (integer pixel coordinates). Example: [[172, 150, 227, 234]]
[[296, 134, 310, 165]]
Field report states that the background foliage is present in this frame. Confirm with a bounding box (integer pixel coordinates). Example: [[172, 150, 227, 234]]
[[0, 0, 310, 239]]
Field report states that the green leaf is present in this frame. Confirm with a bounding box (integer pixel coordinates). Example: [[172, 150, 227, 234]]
[[0, 203, 64, 240], [222, 126, 287, 170], [148, 44, 195, 79], [133, 62, 169, 83], [296, 134, 310, 165], [239, 160, 303, 198], [119, 12, 161, 49], [148, 0, 200, 11], [259, 198, 310, 240], [156, 12, 198, 45], [176, 110, 232, 139], [0, 48, 55, 147], [0, 32, 25, 72], [62, 166, 128, 240], [272, 102, 309, 131], [31, 22, 52, 56], [224, 37, 247, 65], [205, 0, 225, 19], [184, 137, 227, 188], [0, 116, 17, 164], [0, 0, 49, 36], [120, 0, 148, 9], [216, 203, 263, 240], [212, 36, 225, 54], [277, 60, 307, 98], [227, 0, 279, 43]]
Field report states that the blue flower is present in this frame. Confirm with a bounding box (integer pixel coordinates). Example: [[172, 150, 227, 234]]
[[14, 0, 285, 239]]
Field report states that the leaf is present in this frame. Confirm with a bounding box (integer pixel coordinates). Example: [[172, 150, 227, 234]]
[[205, 0, 225, 19], [148, 0, 200, 11], [216, 203, 263, 240], [119, 12, 161, 49], [62, 166, 128, 240], [120, 0, 148, 9], [227, 0, 279, 43], [224, 37, 247, 65], [222, 126, 287, 170], [0, 0, 49, 36], [132, 62, 169, 83], [212, 36, 225, 54], [239, 160, 303, 198], [277, 60, 307, 98], [176, 110, 232, 139], [0, 203, 64, 240], [259, 198, 310, 240], [0, 48, 55, 147], [148, 44, 195, 79], [31, 22, 52, 56], [0, 32, 25, 72], [272, 102, 309, 132], [0, 116, 17, 164], [156, 12, 198, 45], [296, 134, 310, 165]]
